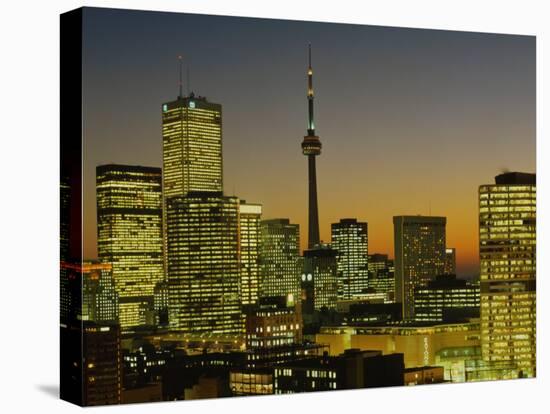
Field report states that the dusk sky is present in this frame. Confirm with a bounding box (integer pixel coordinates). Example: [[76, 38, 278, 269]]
[[82, 7, 535, 277]]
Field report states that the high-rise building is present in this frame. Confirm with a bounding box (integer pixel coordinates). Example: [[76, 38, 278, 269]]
[[302, 244, 338, 313], [162, 93, 223, 198], [259, 219, 301, 300], [413, 274, 480, 323], [80, 261, 119, 323], [60, 174, 79, 324], [479, 172, 536, 378], [301, 45, 322, 249], [153, 281, 169, 327], [96, 164, 164, 330], [393, 216, 446, 320], [166, 192, 243, 335], [367, 253, 395, 301], [239, 201, 262, 306], [82, 322, 122, 406], [161, 91, 223, 279], [444, 248, 457, 275], [331, 219, 369, 300]]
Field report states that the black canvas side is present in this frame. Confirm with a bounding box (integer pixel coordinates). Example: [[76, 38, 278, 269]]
[[60, 7, 84, 407]]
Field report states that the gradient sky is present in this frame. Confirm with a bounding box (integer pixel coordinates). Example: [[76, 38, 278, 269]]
[[82, 7, 535, 277]]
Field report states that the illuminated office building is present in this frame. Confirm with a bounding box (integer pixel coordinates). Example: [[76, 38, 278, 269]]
[[274, 349, 404, 393], [80, 261, 119, 323], [161, 91, 223, 275], [413, 274, 480, 323], [393, 216, 446, 320], [302, 244, 338, 313], [166, 192, 243, 335], [162, 93, 222, 198], [331, 219, 369, 300], [153, 281, 169, 327], [317, 322, 480, 369], [96, 164, 164, 331], [367, 253, 395, 301], [245, 296, 302, 349], [83, 322, 122, 406], [259, 219, 301, 300], [479, 172, 536, 378], [230, 370, 273, 396], [240, 201, 262, 306], [444, 248, 457, 275]]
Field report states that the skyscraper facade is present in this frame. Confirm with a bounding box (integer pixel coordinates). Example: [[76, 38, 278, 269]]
[[331, 218, 369, 300], [82, 322, 122, 406], [444, 248, 457, 275], [367, 253, 395, 302], [413, 274, 480, 323], [302, 245, 338, 312], [259, 219, 301, 300], [393, 216, 446, 320], [162, 94, 223, 198], [96, 164, 164, 330], [479, 172, 536, 377], [301, 46, 322, 249], [81, 261, 119, 323], [166, 192, 243, 335], [239, 201, 263, 306]]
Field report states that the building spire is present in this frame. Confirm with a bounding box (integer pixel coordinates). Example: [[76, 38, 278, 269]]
[[301, 44, 322, 249], [178, 55, 183, 98], [186, 59, 191, 97], [307, 44, 315, 135]]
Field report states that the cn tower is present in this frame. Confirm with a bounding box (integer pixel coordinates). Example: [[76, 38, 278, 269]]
[[301, 45, 322, 249]]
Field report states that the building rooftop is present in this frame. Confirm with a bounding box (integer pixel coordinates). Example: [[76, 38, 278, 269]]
[[494, 172, 536, 185]]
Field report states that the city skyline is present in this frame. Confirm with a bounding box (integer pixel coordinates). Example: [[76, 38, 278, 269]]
[[60, 7, 537, 406], [82, 8, 535, 278]]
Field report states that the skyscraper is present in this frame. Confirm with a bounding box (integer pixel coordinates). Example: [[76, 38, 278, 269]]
[[367, 253, 395, 302], [239, 201, 263, 306], [162, 93, 223, 198], [302, 244, 338, 313], [479, 172, 536, 377], [444, 248, 457, 275], [301, 45, 322, 249], [82, 322, 122, 406], [166, 192, 243, 335], [81, 261, 119, 323], [96, 164, 164, 330], [259, 219, 301, 300], [331, 219, 369, 300], [393, 215, 446, 320]]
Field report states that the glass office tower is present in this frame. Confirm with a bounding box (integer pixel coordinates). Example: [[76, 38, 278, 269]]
[[96, 164, 164, 330], [393, 215, 446, 320], [331, 218, 369, 300], [240, 201, 263, 306], [166, 192, 243, 335], [259, 219, 301, 301], [479, 172, 536, 378]]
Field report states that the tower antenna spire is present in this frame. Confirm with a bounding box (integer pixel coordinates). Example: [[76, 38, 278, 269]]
[[301, 43, 322, 249], [307, 44, 315, 136], [178, 55, 183, 98]]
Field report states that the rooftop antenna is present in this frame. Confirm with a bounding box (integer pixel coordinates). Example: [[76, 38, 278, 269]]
[[186, 59, 191, 97], [307, 43, 315, 135], [178, 54, 183, 98]]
